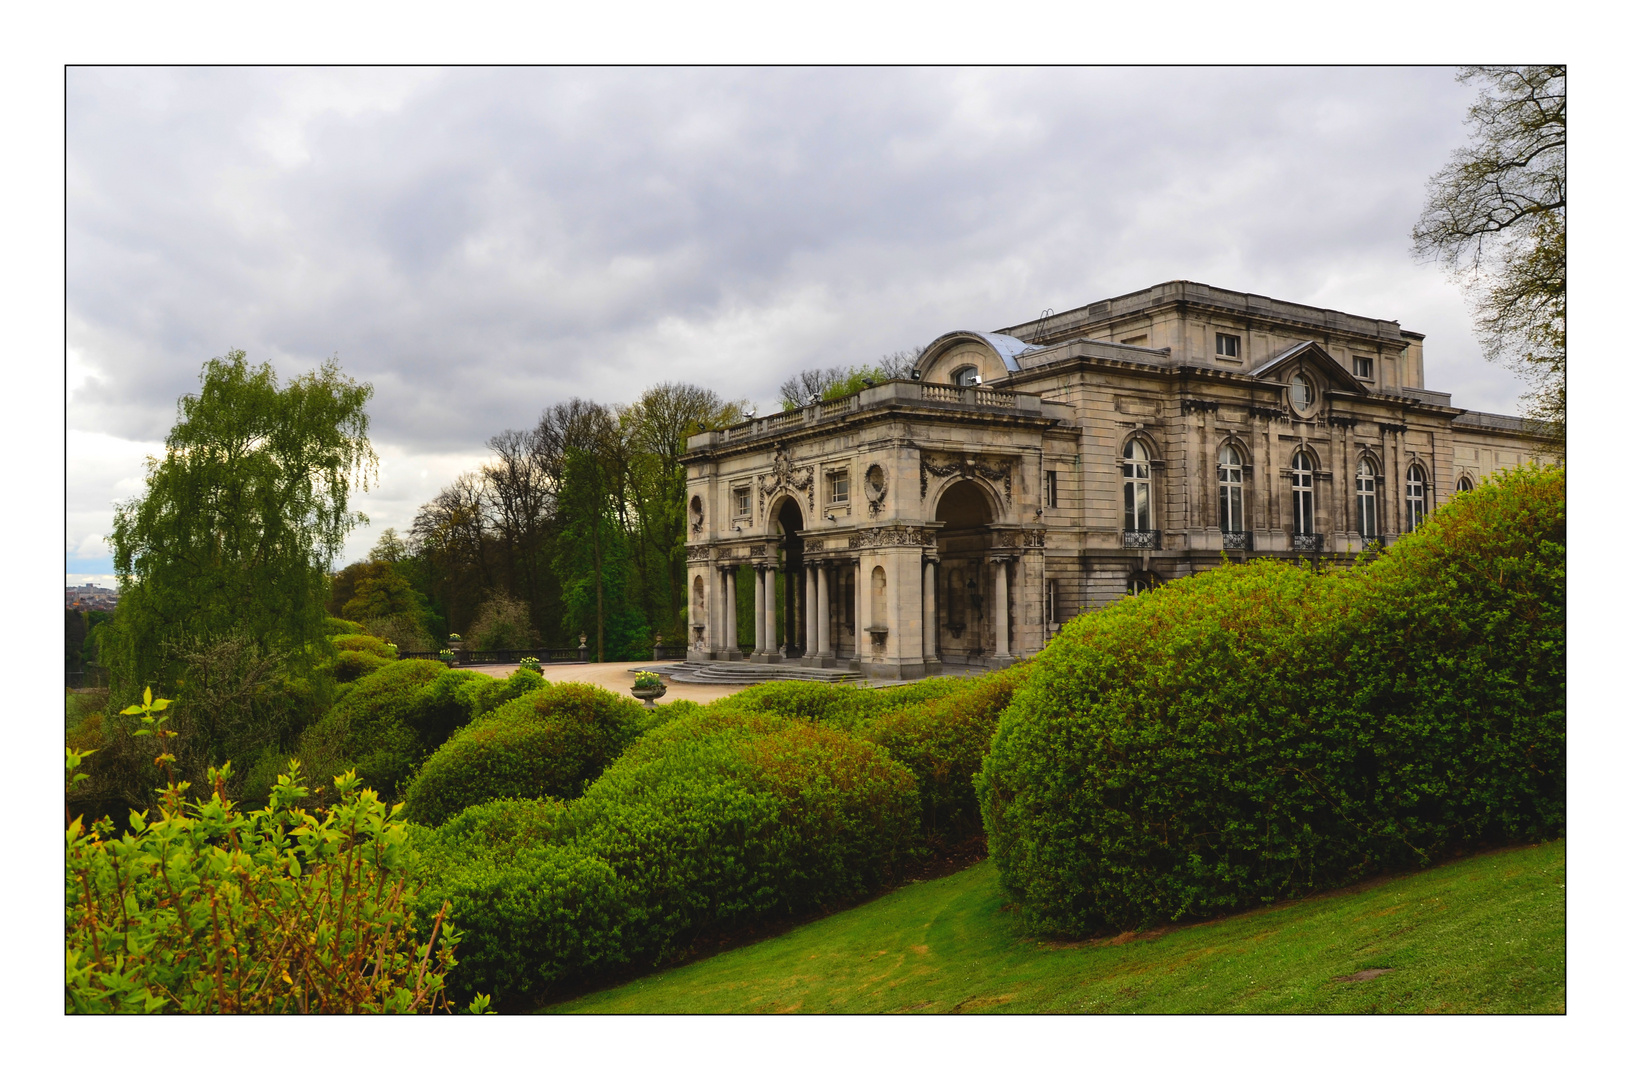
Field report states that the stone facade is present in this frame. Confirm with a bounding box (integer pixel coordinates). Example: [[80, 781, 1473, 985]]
[[681, 280, 1557, 678]]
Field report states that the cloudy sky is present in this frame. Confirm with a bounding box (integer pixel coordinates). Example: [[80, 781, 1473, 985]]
[[66, 65, 1519, 585]]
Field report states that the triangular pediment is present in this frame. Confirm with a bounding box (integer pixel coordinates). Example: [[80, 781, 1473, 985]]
[[1249, 341, 1367, 394]]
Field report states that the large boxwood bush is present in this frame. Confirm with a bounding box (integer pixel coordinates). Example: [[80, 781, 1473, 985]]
[[401, 682, 648, 826], [978, 465, 1564, 936], [410, 706, 919, 1005]]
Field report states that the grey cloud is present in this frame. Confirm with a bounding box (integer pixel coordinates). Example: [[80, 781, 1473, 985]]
[[68, 66, 1527, 562]]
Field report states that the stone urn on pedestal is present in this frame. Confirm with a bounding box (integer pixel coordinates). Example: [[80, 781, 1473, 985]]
[[631, 670, 668, 708]]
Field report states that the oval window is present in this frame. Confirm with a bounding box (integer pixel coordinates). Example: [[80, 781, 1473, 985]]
[[1290, 373, 1315, 413]]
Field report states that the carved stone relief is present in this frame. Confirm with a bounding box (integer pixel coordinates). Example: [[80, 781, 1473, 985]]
[[919, 453, 1013, 503]]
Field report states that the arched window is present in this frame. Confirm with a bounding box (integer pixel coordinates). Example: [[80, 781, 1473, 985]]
[[1291, 451, 1314, 536], [1405, 464, 1427, 532], [1123, 440, 1153, 532], [1128, 577, 1152, 597], [951, 366, 980, 387], [1356, 458, 1378, 538], [1217, 444, 1244, 533], [869, 565, 888, 630], [1456, 475, 1474, 494]]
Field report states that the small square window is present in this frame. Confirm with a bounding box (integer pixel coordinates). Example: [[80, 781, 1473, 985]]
[[1215, 333, 1240, 358], [1044, 470, 1058, 508], [1353, 355, 1374, 380], [732, 487, 750, 518], [829, 470, 850, 505]]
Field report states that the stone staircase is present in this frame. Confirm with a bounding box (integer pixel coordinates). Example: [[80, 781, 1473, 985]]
[[658, 660, 865, 685]]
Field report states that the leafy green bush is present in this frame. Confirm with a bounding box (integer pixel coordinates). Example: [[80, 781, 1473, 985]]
[[66, 693, 489, 1014], [411, 706, 919, 1005], [296, 660, 485, 801], [401, 683, 647, 826], [330, 633, 393, 658], [720, 678, 962, 733], [867, 666, 1027, 847], [453, 667, 547, 719], [978, 465, 1565, 936], [332, 648, 390, 683], [325, 617, 367, 636]]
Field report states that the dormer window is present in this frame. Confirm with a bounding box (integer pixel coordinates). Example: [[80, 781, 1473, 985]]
[[951, 366, 980, 387], [1215, 333, 1240, 359]]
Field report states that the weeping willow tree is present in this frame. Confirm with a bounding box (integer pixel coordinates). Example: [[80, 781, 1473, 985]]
[[106, 350, 376, 702]]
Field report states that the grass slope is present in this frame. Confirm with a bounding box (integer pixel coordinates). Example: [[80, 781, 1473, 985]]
[[545, 841, 1564, 1014]]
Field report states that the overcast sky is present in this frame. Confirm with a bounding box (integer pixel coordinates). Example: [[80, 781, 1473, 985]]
[[66, 65, 1522, 585]]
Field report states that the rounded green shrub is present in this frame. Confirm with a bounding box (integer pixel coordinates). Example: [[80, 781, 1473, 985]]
[[296, 659, 482, 800], [330, 633, 394, 658], [867, 665, 1027, 847], [331, 648, 390, 683], [978, 465, 1565, 936], [402, 683, 647, 826], [412, 706, 919, 1005], [453, 667, 547, 719], [721, 678, 962, 732]]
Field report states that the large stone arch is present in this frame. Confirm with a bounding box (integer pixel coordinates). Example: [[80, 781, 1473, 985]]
[[931, 478, 1003, 666], [770, 494, 807, 657]]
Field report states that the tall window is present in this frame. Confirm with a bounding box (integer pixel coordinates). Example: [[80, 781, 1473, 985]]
[[1405, 464, 1427, 531], [1044, 469, 1058, 508], [733, 487, 750, 519], [829, 469, 850, 505], [1291, 451, 1314, 536], [1123, 440, 1152, 532], [1356, 458, 1378, 538], [1217, 445, 1244, 533]]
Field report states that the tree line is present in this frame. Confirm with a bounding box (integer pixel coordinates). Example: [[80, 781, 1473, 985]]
[[331, 384, 747, 662]]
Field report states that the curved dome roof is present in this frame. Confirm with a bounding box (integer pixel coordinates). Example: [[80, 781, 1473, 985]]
[[920, 330, 1040, 373]]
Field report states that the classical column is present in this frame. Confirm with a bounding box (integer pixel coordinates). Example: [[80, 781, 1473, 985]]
[[817, 562, 833, 659], [724, 565, 738, 657], [854, 558, 865, 656], [765, 564, 778, 658], [754, 565, 767, 657], [805, 567, 819, 662], [992, 557, 1010, 660], [922, 558, 938, 662]]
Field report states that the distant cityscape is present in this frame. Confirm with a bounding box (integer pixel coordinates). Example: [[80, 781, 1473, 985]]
[[67, 583, 119, 611]]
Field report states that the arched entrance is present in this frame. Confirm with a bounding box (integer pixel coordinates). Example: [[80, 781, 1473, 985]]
[[774, 497, 806, 658], [932, 479, 997, 665]]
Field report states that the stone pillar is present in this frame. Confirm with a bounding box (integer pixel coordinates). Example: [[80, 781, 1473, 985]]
[[853, 558, 865, 667], [754, 565, 766, 658], [724, 566, 739, 659], [817, 562, 833, 663], [805, 567, 819, 664], [992, 557, 1011, 661], [765, 564, 779, 660], [922, 558, 938, 663]]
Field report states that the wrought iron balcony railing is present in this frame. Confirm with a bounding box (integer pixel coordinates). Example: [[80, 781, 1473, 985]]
[[1222, 531, 1252, 551], [1291, 533, 1323, 552], [1122, 530, 1161, 549]]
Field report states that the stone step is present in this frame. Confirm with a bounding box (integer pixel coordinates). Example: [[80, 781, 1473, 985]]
[[658, 660, 865, 685]]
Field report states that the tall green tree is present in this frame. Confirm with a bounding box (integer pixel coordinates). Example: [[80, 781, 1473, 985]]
[[1413, 66, 1564, 441], [106, 351, 376, 699]]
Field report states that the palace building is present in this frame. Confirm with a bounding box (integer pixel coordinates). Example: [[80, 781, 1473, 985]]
[[680, 280, 1556, 679]]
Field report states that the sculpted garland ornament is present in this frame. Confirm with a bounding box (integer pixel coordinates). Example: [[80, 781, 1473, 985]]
[[920, 453, 1013, 503], [758, 443, 816, 517], [848, 526, 934, 548]]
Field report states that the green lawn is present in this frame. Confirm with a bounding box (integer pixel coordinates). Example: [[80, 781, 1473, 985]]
[[545, 840, 1564, 1014]]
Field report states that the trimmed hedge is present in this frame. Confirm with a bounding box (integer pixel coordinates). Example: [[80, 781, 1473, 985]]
[[720, 678, 963, 732], [331, 649, 390, 683], [330, 633, 393, 658], [296, 660, 486, 800], [453, 667, 547, 719], [410, 706, 919, 1005], [401, 683, 648, 826], [978, 465, 1565, 936], [867, 665, 1027, 847]]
